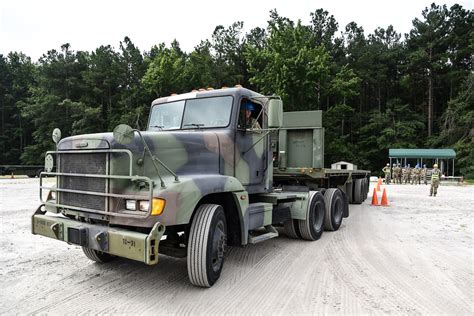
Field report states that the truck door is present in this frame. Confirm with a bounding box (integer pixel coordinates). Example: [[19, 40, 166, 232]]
[[235, 98, 266, 186]]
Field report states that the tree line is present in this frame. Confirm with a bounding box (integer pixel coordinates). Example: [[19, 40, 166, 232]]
[[0, 3, 472, 177]]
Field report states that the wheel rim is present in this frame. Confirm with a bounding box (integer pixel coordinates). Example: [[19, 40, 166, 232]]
[[211, 220, 226, 273], [333, 197, 343, 224], [312, 200, 324, 233]]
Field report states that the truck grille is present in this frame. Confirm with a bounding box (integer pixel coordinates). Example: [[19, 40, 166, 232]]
[[58, 153, 107, 211]]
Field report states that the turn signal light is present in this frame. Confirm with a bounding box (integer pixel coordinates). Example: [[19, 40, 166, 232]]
[[152, 198, 166, 216]]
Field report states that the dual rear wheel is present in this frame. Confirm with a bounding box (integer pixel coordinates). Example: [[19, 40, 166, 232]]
[[352, 178, 368, 204], [284, 188, 347, 239]]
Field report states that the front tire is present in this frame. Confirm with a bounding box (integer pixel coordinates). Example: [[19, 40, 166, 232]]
[[187, 204, 227, 287], [82, 247, 115, 263]]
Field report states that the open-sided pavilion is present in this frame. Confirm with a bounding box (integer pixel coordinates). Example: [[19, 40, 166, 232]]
[[388, 148, 456, 176]]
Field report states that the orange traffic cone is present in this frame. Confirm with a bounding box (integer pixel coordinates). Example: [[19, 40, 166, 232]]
[[380, 188, 389, 206], [376, 178, 381, 192], [371, 188, 379, 206]]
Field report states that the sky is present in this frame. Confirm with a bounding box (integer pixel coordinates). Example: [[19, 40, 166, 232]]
[[1, 0, 472, 61]]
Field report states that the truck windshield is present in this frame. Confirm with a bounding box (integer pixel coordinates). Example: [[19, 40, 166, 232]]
[[149, 96, 233, 130]]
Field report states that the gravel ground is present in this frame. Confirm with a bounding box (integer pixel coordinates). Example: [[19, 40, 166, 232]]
[[0, 178, 473, 314]]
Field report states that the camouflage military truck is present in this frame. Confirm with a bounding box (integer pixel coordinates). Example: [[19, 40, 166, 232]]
[[32, 87, 370, 287]]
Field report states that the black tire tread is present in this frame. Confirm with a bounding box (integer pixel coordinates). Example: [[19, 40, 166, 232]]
[[323, 189, 337, 230], [284, 219, 299, 239], [353, 179, 363, 204], [324, 188, 345, 231], [187, 204, 222, 288], [82, 247, 114, 263], [298, 191, 324, 241]]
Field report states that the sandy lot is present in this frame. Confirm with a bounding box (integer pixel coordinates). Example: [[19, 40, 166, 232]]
[[0, 178, 473, 314]]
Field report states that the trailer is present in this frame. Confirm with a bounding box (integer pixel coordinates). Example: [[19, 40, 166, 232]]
[[32, 87, 370, 287], [1, 165, 44, 178]]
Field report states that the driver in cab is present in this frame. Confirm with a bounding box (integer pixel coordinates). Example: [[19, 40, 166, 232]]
[[244, 102, 261, 130]]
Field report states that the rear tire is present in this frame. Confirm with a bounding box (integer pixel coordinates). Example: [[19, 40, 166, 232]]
[[345, 182, 353, 204], [362, 177, 368, 200], [323, 188, 344, 231], [82, 247, 115, 263], [298, 191, 325, 240], [284, 219, 300, 239], [187, 204, 227, 288], [352, 179, 363, 204], [341, 190, 350, 218]]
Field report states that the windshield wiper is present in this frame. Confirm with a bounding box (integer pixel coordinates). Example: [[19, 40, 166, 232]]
[[150, 125, 164, 130], [183, 123, 205, 129]]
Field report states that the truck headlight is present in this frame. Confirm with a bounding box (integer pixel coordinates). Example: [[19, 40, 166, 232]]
[[125, 200, 136, 210], [138, 201, 149, 212], [124, 199, 165, 215]]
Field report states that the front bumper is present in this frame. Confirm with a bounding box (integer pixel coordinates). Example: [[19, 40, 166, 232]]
[[32, 205, 165, 265]]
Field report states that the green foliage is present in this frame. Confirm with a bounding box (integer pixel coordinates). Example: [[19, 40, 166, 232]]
[[0, 52, 36, 164], [143, 41, 186, 97], [356, 99, 425, 169], [1, 4, 472, 177], [246, 10, 331, 111], [435, 73, 474, 178]]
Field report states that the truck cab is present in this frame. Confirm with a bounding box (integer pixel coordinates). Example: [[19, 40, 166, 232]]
[[148, 87, 272, 194]]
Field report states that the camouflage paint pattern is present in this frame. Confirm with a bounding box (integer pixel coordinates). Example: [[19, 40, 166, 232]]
[[39, 88, 273, 246]]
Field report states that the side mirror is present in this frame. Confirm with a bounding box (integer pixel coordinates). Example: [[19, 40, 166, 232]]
[[268, 99, 283, 128], [52, 128, 62, 144], [113, 124, 135, 145]]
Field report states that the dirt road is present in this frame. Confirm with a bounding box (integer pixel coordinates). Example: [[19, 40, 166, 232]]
[[1, 178, 473, 314]]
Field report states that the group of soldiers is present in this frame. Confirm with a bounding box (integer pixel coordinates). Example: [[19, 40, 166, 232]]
[[382, 163, 442, 196]]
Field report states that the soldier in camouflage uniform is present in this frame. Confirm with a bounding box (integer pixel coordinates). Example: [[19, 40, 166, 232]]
[[421, 164, 428, 185], [412, 164, 421, 185], [244, 102, 261, 129], [404, 164, 412, 184], [430, 164, 441, 196], [396, 163, 402, 184], [382, 163, 391, 184], [392, 164, 398, 184]]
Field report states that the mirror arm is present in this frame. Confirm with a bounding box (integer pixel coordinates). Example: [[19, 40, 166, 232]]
[[242, 129, 275, 154], [135, 130, 166, 188], [134, 130, 179, 187]]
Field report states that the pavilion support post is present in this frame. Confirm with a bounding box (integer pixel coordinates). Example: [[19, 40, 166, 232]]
[[390, 157, 393, 178]]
